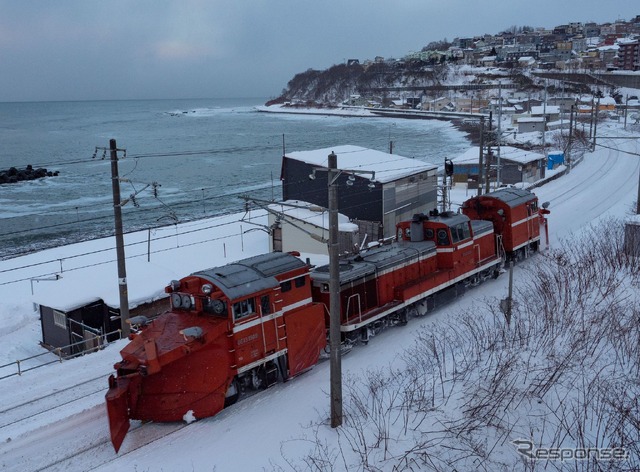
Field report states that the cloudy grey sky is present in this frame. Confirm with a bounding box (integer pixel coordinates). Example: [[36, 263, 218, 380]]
[[0, 1, 637, 102]]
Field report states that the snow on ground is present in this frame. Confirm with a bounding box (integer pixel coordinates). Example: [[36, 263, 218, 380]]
[[0, 121, 638, 471]]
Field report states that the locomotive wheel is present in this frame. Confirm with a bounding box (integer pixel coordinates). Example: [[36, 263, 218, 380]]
[[224, 378, 240, 407]]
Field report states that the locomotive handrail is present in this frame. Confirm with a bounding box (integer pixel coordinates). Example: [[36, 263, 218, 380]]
[[0, 328, 122, 381], [345, 293, 362, 324]]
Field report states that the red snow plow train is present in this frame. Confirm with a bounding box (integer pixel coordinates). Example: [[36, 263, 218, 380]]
[[106, 187, 549, 452]]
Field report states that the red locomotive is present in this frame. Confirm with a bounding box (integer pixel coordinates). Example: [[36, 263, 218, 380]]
[[106, 252, 327, 452], [461, 187, 550, 260], [106, 188, 549, 452]]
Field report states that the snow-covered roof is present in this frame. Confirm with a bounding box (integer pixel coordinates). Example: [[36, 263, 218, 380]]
[[531, 105, 560, 115], [518, 117, 545, 123], [285, 145, 437, 184], [268, 200, 358, 232], [453, 146, 545, 165]]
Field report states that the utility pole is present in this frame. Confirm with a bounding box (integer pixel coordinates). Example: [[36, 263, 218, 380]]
[[485, 111, 492, 194], [637, 167, 640, 215], [109, 139, 131, 338], [542, 81, 547, 162], [478, 116, 485, 196], [624, 95, 629, 130], [592, 97, 600, 151], [327, 151, 343, 428], [567, 104, 574, 173], [589, 94, 595, 140], [308, 153, 375, 428], [497, 82, 502, 187]]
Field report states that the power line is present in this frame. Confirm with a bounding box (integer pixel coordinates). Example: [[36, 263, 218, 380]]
[[0, 213, 255, 277]]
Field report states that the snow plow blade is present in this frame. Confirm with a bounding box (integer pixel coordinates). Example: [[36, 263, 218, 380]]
[[106, 375, 131, 453]]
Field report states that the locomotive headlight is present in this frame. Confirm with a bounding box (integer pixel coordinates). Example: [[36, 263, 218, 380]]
[[201, 283, 213, 295], [181, 294, 193, 309]]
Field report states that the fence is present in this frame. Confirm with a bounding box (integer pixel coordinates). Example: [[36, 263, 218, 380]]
[[0, 328, 122, 381]]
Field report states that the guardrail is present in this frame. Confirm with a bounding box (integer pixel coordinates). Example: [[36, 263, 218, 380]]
[[0, 329, 122, 381]]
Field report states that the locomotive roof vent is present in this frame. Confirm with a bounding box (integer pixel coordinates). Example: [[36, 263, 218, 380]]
[[180, 326, 204, 341], [126, 315, 150, 327]]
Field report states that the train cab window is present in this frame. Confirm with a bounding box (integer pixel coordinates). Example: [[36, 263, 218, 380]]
[[280, 280, 292, 293], [295, 276, 306, 288], [436, 229, 450, 246], [450, 222, 471, 243], [233, 298, 255, 321], [260, 295, 271, 315]]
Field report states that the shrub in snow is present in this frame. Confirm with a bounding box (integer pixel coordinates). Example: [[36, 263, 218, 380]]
[[274, 219, 640, 471]]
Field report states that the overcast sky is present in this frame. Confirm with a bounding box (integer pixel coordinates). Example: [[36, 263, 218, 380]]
[[0, 1, 638, 102]]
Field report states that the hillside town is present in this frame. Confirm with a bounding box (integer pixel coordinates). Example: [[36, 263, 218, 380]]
[[272, 14, 640, 113], [405, 15, 640, 71]]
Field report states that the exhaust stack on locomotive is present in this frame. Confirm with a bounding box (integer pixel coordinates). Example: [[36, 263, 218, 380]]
[[106, 252, 327, 452]]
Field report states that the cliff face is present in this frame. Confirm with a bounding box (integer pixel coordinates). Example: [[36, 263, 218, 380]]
[[268, 61, 448, 106], [267, 62, 544, 107]]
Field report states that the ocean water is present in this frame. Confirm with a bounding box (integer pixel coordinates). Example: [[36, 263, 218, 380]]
[[0, 98, 471, 259]]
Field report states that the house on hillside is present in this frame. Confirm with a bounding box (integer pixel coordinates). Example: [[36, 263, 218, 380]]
[[517, 116, 546, 133], [425, 97, 456, 112], [281, 145, 438, 239], [531, 105, 561, 122]]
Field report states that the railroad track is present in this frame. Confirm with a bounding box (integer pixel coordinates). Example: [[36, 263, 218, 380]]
[[0, 373, 110, 436], [33, 420, 188, 472]]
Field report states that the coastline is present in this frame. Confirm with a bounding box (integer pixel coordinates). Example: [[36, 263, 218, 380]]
[[255, 104, 483, 146]]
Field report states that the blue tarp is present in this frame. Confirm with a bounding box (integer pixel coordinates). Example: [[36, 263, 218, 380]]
[[547, 152, 564, 170]]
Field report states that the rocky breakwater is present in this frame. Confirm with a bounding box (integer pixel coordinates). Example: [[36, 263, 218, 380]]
[[0, 165, 59, 184]]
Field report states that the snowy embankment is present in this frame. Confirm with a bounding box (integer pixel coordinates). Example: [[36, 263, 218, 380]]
[[0, 124, 638, 471]]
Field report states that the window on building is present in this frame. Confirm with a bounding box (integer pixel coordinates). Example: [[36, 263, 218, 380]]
[[53, 310, 67, 329]]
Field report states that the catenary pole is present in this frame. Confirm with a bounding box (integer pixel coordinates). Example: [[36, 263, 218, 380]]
[[478, 116, 485, 196], [485, 112, 492, 194], [592, 97, 600, 151], [567, 105, 574, 173], [327, 151, 343, 428], [110, 139, 131, 338]]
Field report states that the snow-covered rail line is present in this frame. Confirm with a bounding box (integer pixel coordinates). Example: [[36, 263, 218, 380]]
[[0, 373, 109, 426], [33, 421, 188, 472]]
